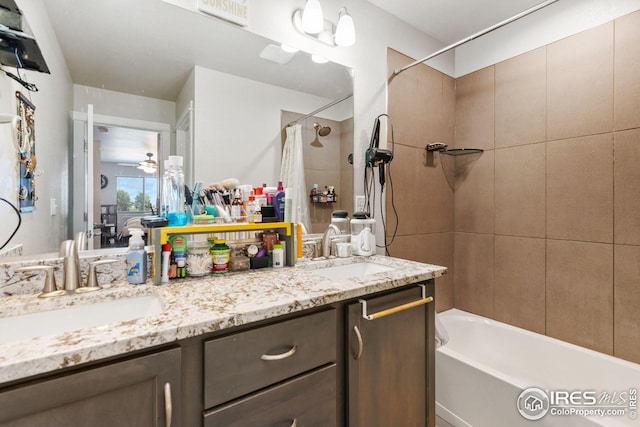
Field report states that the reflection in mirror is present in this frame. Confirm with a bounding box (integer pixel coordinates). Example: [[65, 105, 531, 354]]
[[96, 126, 159, 249], [3, 0, 353, 256], [282, 110, 353, 234]]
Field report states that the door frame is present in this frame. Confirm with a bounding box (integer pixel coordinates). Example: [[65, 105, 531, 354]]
[[71, 110, 171, 248]]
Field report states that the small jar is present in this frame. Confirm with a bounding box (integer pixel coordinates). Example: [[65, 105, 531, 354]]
[[210, 239, 230, 274], [186, 241, 212, 276], [261, 231, 278, 251]]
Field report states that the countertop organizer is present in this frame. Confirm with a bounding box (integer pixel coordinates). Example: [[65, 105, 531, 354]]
[[150, 222, 294, 285]]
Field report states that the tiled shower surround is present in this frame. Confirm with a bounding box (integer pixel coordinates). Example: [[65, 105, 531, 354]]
[[386, 10, 640, 364]]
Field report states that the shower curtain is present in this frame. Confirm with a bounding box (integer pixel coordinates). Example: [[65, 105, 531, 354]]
[[280, 124, 311, 233]]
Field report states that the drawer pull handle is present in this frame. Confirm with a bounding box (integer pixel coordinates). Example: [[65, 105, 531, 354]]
[[261, 345, 297, 361], [353, 325, 363, 360], [164, 382, 172, 427], [290, 418, 298, 427], [359, 284, 433, 320]]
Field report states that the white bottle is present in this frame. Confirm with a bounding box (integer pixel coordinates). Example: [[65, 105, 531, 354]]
[[272, 243, 284, 268], [284, 187, 293, 222], [127, 228, 147, 284]]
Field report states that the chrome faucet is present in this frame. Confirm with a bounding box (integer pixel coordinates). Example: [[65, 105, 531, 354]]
[[321, 224, 341, 258]]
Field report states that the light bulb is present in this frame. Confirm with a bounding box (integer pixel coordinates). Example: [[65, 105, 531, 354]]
[[335, 8, 355, 47], [301, 0, 324, 34], [281, 43, 299, 53], [311, 54, 328, 64]]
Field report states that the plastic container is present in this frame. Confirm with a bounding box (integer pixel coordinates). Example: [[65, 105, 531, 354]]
[[350, 218, 376, 256], [169, 235, 187, 278], [284, 188, 293, 222], [210, 239, 230, 274], [160, 160, 170, 219], [250, 256, 269, 269], [161, 242, 171, 284], [331, 210, 350, 235], [167, 155, 187, 226], [127, 228, 147, 284], [296, 223, 303, 259], [187, 240, 212, 276], [272, 243, 284, 268], [229, 255, 250, 272], [261, 231, 278, 251], [274, 181, 285, 221]]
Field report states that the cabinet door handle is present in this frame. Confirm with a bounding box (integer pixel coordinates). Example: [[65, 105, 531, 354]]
[[359, 284, 433, 320], [352, 325, 363, 360], [261, 345, 297, 361], [290, 418, 298, 427], [164, 382, 173, 427]]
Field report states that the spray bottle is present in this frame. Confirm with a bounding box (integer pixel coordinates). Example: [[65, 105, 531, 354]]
[[127, 228, 147, 284]]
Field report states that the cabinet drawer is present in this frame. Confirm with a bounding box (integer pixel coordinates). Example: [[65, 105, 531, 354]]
[[204, 308, 336, 408], [204, 364, 336, 427]]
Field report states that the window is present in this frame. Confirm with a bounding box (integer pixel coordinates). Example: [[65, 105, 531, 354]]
[[116, 176, 158, 213]]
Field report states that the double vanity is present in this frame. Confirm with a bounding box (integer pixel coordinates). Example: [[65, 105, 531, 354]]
[[0, 255, 446, 427]]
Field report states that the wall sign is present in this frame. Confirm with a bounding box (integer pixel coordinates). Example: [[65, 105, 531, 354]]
[[197, 0, 250, 27]]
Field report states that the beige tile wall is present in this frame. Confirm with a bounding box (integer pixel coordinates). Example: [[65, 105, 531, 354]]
[[386, 49, 455, 313], [387, 9, 640, 363]]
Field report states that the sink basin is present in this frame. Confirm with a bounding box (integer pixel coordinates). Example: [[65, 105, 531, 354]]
[[312, 262, 396, 280], [0, 295, 164, 345]]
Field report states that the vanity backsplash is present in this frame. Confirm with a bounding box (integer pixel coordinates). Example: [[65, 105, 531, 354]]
[[0, 252, 132, 296]]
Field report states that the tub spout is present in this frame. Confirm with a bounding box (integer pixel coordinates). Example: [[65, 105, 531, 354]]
[[435, 313, 449, 347]]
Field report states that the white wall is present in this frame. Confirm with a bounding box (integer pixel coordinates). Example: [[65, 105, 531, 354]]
[[454, 0, 640, 77], [192, 65, 352, 187], [0, 0, 72, 255], [73, 85, 176, 124]]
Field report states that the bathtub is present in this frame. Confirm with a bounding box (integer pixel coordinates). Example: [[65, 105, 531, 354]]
[[436, 309, 640, 427]]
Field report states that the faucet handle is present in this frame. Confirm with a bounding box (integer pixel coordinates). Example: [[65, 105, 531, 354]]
[[79, 259, 118, 292], [15, 265, 66, 298]]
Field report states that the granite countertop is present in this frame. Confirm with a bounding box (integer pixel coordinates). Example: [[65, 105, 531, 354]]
[[0, 255, 446, 385]]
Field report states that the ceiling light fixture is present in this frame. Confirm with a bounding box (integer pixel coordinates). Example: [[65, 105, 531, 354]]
[[334, 7, 355, 47], [301, 0, 324, 34], [292, 3, 356, 48], [280, 43, 299, 53], [311, 54, 329, 64], [137, 152, 157, 174]]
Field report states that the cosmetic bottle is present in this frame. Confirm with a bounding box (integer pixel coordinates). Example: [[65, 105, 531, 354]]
[[127, 228, 147, 284], [274, 181, 285, 221]]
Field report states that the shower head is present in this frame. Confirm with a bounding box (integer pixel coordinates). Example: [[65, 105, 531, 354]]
[[314, 123, 331, 137]]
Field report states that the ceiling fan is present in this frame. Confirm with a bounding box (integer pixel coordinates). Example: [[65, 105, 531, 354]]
[[137, 152, 157, 173]]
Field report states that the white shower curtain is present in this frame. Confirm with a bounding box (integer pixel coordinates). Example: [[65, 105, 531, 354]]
[[280, 124, 310, 233]]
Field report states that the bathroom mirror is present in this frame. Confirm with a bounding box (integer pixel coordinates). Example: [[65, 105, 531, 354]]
[[38, 0, 353, 252]]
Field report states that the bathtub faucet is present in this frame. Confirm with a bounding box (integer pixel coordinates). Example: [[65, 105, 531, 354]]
[[435, 313, 449, 347]]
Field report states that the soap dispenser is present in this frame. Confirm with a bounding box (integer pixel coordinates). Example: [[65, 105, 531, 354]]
[[127, 228, 147, 284]]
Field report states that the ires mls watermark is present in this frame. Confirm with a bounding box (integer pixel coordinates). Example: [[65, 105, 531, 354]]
[[517, 387, 637, 421]]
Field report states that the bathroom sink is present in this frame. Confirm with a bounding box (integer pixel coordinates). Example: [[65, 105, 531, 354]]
[[312, 262, 397, 280], [0, 295, 164, 345]]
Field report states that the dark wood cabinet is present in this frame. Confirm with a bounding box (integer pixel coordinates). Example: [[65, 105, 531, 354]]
[[204, 364, 337, 427], [0, 347, 181, 427], [346, 283, 435, 427], [0, 280, 436, 427], [203, 308, 337, 409], [203, 308, 338, 426]]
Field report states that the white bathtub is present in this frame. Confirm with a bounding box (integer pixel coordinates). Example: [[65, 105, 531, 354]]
[[436, 309, 640, 427]]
